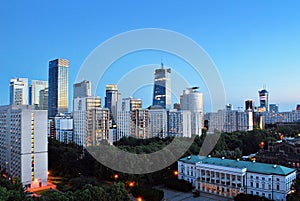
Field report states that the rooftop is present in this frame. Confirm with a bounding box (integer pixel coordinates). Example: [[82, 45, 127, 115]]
[[179, 155, 296, 176]]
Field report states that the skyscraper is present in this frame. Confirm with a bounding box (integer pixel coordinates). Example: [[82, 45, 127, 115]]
[[29, 80, 48, 108], [258, 88, 269, 112], [152, 64, 171, 109], [48, 58, 69, 118], [105, 84, 121, 126], [9, 78, 28, 105], [73, 80, 91, 98]]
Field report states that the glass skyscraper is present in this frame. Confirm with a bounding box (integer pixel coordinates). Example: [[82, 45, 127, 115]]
[[48, 58, 69, 118], [105, 84, 121, 127], [152, 64, 171, 109]]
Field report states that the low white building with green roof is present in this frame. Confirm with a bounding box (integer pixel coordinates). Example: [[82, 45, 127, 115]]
[[178, 155, 296, 201]]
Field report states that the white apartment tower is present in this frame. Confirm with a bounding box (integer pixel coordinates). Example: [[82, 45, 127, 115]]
[[10, 78, 28, 105], [0, 105, 48, 189], [180, 87, 204, 135]]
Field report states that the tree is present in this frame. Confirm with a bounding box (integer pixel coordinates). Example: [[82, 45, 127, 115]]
[[108, 182, 130, 201]]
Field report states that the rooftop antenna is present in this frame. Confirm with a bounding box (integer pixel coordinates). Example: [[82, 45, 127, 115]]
[[161, 56, 164, 69]]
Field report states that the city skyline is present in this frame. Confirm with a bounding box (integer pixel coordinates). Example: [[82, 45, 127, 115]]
[[1, 1, 300, 111]]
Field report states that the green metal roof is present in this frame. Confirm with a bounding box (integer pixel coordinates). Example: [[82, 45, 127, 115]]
[[179, 155, 296, 176]]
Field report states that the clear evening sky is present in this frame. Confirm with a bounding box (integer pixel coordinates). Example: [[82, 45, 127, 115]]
[[0, 0, 300, 112]]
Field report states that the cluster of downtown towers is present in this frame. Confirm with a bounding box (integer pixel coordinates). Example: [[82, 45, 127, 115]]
[[9, 58, 204, 148]]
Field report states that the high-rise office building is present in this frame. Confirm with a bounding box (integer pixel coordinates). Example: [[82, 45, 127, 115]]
[[296, 104, 300, 111], [48, 58, 69, 118], [73, 96, 109, 147], [9, 78, 28, 105], [117, 97, 146, 140], [105, 84, 121, 127], [29, 80, 48, 108], [0, 105, 48, 189], [73, 80, 91, 98], [152, 64, 171, 109], [39, 88, 48, 110], [180, 87, 204, 135], [245, 99, 254, 112], [258, 88, 269, 112]]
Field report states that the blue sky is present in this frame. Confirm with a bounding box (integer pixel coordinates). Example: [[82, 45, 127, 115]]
[[0, 0, 300, 111]]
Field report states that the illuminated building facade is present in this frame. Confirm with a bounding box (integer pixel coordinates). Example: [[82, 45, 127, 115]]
[[0, 105, 48, 189], [48, 58, 69, 118]]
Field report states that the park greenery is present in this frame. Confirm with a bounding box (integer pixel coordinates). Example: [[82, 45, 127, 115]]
[[0, 125, 299, 200]]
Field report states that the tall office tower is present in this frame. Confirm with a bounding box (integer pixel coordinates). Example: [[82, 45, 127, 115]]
[[29, 80, 48, 108], [73, 96, 109, 147], [73, 80, 91, 98], [245, 99, 254, 112], [180, 87, 204, 135], [48, 58, 69, 118], [258, 88, 269, 112], [117, 97, 146, 140], [0, 105, 48, 189], [167, 110, 183, 137], [39, 88, 48, 110], [105, 84, 121, 126], [149, 106, 168, 138], [152, 64, 171, 109], [269, 104, 279, 113], [10, 78, 28, 105]]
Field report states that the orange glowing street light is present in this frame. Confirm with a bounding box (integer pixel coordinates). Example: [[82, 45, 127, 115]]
[[174, 170, 179, 176], [129, 181, 135, 187], [137, 197, 143, 201], [47, 171, 50, 176], [114, 174, 119, 179], [259, 141, 265, 149]]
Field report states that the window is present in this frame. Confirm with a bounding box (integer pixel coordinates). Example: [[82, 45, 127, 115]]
[[277, 185, 280, 190], [256, 183, 259, 188], [251, 182, 253, 187], [251, 191, 253, 195]]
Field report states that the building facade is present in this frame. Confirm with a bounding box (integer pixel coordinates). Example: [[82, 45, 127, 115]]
[[180, 87, 203, 136], [48, 58, 69, 118], [73, 80, 91, 98], [178, 155, 296, 201], [149, 107, 168, 138], [152, 65, 171, 109], [39, 88, 48, 110], [73, 96, 109, 147], [256, 137, 300, 169], [0, 105, 48, 189], [29, 80, 48, 109], [105, 84, 121, 127], [10, 78, 28, 105], [258, 88, 269, 112], [54, 113, 73, 144], [117, 97, 149, 140]]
